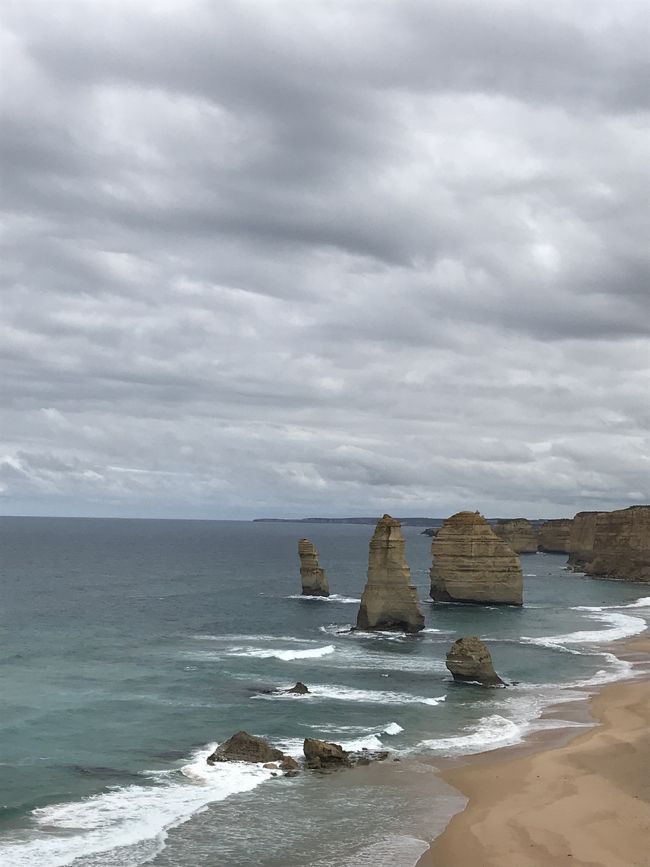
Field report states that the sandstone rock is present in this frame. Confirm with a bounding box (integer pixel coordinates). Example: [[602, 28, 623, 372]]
[[298, 538, 330, 596], [584, 506, 650, 582], [430, 511, 523, 605], [492, 518, 538, 554], [303, 738, 352, 770], [356, 515, 425, 633], [207, 731, 284, 765], [446, 636, 504, 686], [284, 681, 309, 695], [263, 762, 278, 769], [280, 755, 300, 771], [567, 511, 605, 570], [537, 518, 573, 553]]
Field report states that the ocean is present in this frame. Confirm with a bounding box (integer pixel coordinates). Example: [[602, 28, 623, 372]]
[[1, 517, 648, 867]]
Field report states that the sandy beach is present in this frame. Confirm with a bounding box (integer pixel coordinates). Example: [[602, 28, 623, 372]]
[[418, 636, 650, 867]]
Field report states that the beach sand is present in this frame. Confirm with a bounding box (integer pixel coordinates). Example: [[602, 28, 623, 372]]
[[418, 636, 650, 867]]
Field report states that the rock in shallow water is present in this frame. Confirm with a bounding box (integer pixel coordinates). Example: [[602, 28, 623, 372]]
[[207, 731, 285, 765], [303, 738, 352, 770], [356, 514, 424, 633], [298, 538, 330, 596], [446, 636, 504, 687]]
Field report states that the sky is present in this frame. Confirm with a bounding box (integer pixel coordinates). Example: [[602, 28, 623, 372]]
[[1, 0, 649, 520]]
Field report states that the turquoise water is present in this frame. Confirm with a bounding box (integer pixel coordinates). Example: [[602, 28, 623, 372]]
[[1, 517, 648, 867]]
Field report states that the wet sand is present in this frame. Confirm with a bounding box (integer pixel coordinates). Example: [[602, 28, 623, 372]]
[[417, 636, 650, 867]]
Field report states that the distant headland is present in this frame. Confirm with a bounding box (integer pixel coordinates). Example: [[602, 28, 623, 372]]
[[253, 517, 441, 526]]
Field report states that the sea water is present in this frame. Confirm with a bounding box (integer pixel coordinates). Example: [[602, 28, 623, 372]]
[[1, 517, 648, 867]]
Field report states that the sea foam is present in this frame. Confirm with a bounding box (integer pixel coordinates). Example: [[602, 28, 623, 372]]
[[227, 644, 336, 661], [523, 611, 646, 648]]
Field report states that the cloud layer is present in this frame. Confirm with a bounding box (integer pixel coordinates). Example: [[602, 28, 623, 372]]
[[1, 0, 648, 518]]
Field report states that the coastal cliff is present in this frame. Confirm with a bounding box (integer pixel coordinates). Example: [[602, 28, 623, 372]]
[[567, 511, 603, 570], [537, 518, 573, 553], [430, 511, 523, 605], [298, 538, 330, 596], [492, 518, 538, 554], [356, 515, 425, 633], [584, 506, 650, 582]]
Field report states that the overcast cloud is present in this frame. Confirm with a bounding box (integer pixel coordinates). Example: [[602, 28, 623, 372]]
[[1, 0, 648, 520]]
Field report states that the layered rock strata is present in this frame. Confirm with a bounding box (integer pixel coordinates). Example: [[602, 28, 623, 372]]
[[356, 515, 425, 633], [567, 511, 603, 570], [430, 511, 523, 605], [492, 518, 538, 553], [537, 518, 573, 553], [584, 506, 650, 582], [298, 538, 330, 596], [446, 636, 504, 686]]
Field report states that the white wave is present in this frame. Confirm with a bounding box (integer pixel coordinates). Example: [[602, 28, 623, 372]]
[[286, 593, 360, 603], [383, 722, 404, 735], [418, 714, 522, 755], [524, 573, 537, 577], [193, 633, 313, 643], [227, 644, 335, 661], [571, 596, 650, 612], [254, 682, 445, 707], [300, 721, 404, 737], [523, 611, 646, 648], [0, 744, 272, 867], [276, 733, 385, 757]]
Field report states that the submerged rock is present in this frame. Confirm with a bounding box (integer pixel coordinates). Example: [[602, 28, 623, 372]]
[[356, 515, 425, 633], [303, 738, 352, 770], [298, 538, 330, 596], [446, 636, 504, 686], [284, 681, 310, 695], [492, 518, 538, 554], [584, 506, 650, 582], [207, 731, 284, 765], [537, 518, 573, 553], [430, 511, 523, 605]]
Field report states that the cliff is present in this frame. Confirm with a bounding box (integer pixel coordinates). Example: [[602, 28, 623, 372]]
[[430, 511, 523, 605], [537, 518, 573, 553], [298, 538, 330, 596], [567, 511, 603, 570], [356, 515, 425, 633], [492, 518, 538, 554], [584, 506, 650, 582]]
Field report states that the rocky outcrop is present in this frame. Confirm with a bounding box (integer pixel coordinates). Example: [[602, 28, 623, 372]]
[[298, 538, 330, 596], [446, 636, 504, 686], [537, 518, 573, 553], [284, 681, 309, 695], [584, 506, 650, 582], [430, 511, 523, 605], [356, 515, 425, 633], [492, 518, 538, 553], [207, 731, 284, 764], [303, 738, 352, 770], [567, 511, 603, 570], [280, 755, 300, 771]]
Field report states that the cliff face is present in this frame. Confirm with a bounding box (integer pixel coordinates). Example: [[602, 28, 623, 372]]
[[537, 518, 573, 553], [584, 506, 650, 582], [492, 519, 538, 554], [356, 515, 425, 633], [430, 511, 523, 605], [298, 539, 330, 596], [567, 512, 603, 570]]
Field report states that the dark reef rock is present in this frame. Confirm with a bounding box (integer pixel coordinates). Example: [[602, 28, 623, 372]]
[[303, 738, 352, 770], [207, 731, 284, 765]]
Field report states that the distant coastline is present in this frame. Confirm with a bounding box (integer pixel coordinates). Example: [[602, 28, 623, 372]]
[[252, 516, 443, 526]]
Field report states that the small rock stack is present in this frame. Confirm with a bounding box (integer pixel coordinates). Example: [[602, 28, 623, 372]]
[[298, 538, 330, 596]]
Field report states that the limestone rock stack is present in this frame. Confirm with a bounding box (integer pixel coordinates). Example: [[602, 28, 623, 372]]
[[492, 518, 538, 553], [567, 511, 603, 570], [430, 511, 523, 605], [446, 637, 504, 686], [298, 538, 330, 596], [538, 518, 573, 553], [584, 506, 650, 582], [356, 515, 425, 633]]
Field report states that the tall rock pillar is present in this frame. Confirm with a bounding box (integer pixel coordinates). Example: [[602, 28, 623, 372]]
[[356, 515, 425, 633], [298, 539, 330, 597]]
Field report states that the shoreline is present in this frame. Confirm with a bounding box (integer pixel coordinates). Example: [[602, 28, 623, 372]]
[[415, 634, 650, 867]]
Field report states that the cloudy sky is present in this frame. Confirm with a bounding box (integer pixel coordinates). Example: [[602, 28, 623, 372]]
[[1, 0, 648, 520]]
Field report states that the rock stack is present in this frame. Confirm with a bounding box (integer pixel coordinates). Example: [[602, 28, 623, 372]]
[[567, 511, 603, 570], [298, 538, 330, 596], [537, 518, 573, 553], [583, 506, 650, 582], [356, 515, 425, 633], [430, 511, 523, 605], [446, 636, 504, 686], [492, 518, 538, 553]]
